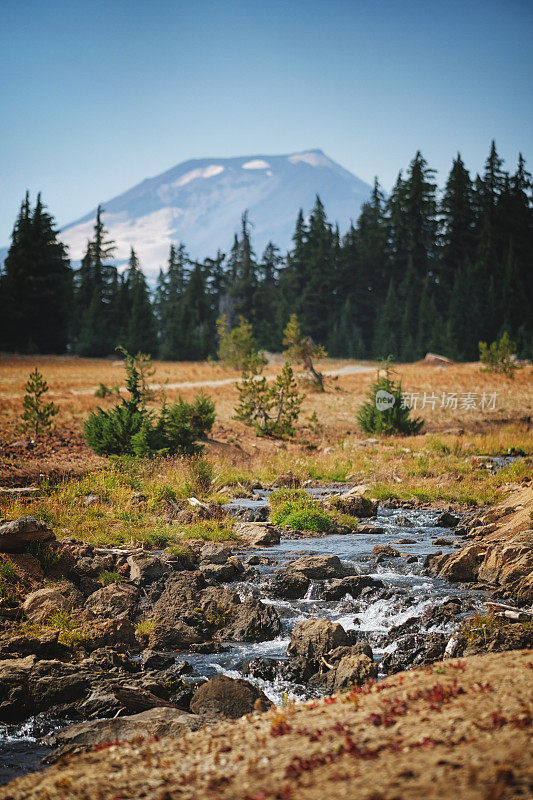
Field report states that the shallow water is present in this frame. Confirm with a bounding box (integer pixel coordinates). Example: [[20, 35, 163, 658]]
[[0, 504, 487, 784], [181, 506, 486, 704]]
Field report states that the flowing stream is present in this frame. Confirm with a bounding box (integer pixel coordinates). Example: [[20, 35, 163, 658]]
[[0, 503, 488, 785]]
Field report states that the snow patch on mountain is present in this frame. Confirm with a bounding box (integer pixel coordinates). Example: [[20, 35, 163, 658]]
[[289, 151, 332, 167], [175, 164, 224, 187], [242, 159, 271, 170]]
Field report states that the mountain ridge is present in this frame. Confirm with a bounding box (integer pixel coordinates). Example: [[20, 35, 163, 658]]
[[3, 150, 373, 277]]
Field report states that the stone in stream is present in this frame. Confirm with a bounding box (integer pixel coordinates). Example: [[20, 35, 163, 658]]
[[0, 517, 55, 552], [436, 511, 460, 527], [331, 491, 378, 518], [218, 596, 281, 641], [284, 555, 347, 579], [287, 618, 350, 673], [270, 570, 311, 599], [426, 543, 486, 582], [43, 707, 203, 761], [332, 654, 378, 691], [234, 522, 281, 547], [356, 524, 386, 535], [190, 675, 271, 719], [320, 575, 384, 601], [372, 544, 400, 559], [199, 544, 232, 564]]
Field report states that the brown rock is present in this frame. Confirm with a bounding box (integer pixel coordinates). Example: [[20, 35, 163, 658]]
[[333, 654, 378, 691], [80, 618, 137, 651], [372, 545, 400, 558], [0, 517, 55, 552], [431, 543, 486, 582], [234, 522, 281, 547], [22, 587, 69, 624], [288, 618, 349, 664], [45, 707, 203, 760], [84, 583, 139, 619], [272, 473, 301, 488], [190, 675, 270, 719]]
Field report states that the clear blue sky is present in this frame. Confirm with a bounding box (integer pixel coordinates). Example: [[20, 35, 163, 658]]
[[1, 0, 532, 244]]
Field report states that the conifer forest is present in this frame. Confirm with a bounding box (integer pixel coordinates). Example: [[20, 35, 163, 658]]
[[1, 143, 531, 361]]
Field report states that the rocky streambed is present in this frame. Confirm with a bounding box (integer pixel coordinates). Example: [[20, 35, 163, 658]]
[[0, 486, 530, 787]]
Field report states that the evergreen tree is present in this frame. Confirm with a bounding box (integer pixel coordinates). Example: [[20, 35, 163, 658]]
[[159, 243, 189, 360], [439, 154, 477, 291], [228, 212, 258, 325], [299, 195, 335, 344], [122, 248, 157, 355], [278, 209, 307, 326], [75, 205, 118, 356], [256, 241, 282, 350], [1, 193, 72, 352]]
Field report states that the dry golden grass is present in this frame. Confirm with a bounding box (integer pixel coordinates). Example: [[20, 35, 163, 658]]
[[0, 355, 531, 502]]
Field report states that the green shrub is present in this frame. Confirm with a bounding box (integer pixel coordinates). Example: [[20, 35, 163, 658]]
[[357, 361, 423, 436], [235, 358, 303, 438], [479, 332, 521, 379], [84, 350, 215, 457], [216, 315, 260, 369], [186, 457, 215, 495], [94, 383, 120, 398], [269, 488, 332, 532], [20, 368, 59, 439], [283, 313, 326, 391]]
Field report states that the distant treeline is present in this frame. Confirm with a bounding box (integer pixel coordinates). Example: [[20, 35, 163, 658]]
[[1, 142, 531, 361]]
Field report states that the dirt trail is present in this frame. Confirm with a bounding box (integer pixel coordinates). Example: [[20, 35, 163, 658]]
[[2, 649, 531, 800], [0, 364, 374, 398]]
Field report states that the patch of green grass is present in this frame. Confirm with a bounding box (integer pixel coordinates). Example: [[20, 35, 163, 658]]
[[269, 488, 332, 532], [135, 619, 156, 637], [0, 558, 18, 583], [166, 544, 194, 559], [494, 459, 532, 482], [98, 570, 123, 585], [181, 519, 239, 541], [24, 541, 59, 570]]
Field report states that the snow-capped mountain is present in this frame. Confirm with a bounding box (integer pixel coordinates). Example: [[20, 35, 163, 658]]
[[7, 150, 374, 278]]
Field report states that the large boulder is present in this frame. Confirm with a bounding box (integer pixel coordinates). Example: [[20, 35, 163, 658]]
[[477, 543, 533, 587], [372, 544, 400, 559], [84, 583, 139, 619], [330, 493, 378, 519], [151, 571, 208, 620], [270, 570, 310, 599], [199, 545, 232, 564], [146, 621, 204, 650], [200, 562, 238, 583], [79, 618, 137, 651], [190, 675, 270, 719], [22, 587, 69, 625], [285, 555, 346, 579], [321, 576, 384, 601], [219, 597, 281, 642], [429, 543, 486, 582], [127, 553, 167, 585], [287, 619, 350, 666], [234, 522, 281, 547], [0, 517, 55, 552], [333, 654, 378, 691], [45, 707, 203, 760]]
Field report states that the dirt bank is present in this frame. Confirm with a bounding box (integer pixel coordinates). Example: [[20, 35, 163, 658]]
[[428, 482, 533, 602], [1, 649, 531, 800]]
